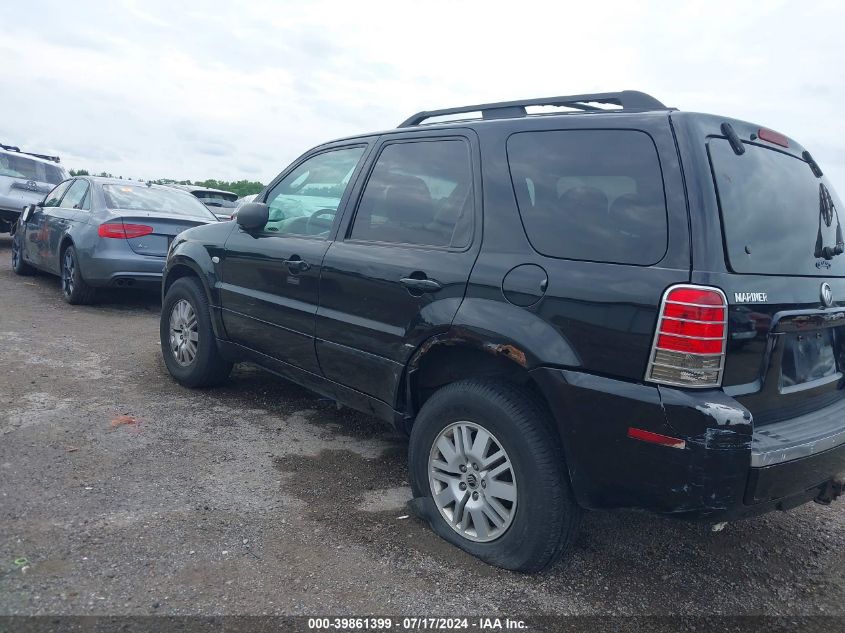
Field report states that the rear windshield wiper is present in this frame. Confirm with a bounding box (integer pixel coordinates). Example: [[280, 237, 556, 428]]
[[815, 183, 844, 260]]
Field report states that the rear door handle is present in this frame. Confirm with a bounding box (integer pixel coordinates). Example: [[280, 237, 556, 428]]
[[283, 257, 311, 273], [399, 277, 443, 293]]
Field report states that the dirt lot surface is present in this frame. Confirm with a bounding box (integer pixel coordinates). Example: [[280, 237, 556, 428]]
[[1, 234, 844, 619]]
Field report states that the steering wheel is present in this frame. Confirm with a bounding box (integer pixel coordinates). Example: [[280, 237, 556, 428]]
[[305, 208, 336, 235]]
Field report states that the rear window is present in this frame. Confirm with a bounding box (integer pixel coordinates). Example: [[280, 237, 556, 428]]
[[0, 153, 66, 185], [709, 139, 845, 276], [507, 130, 668, 265], [193, 191, 238, 206], [103, 185, 217, 219]]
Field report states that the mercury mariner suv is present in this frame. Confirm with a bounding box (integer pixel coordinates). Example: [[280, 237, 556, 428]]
[[158, 91, 845, 572]]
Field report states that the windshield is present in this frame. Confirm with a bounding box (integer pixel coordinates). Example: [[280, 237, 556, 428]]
[[709, 139, 845, 276], [0, 153, 66, 185], [103, 184, 217, 219]]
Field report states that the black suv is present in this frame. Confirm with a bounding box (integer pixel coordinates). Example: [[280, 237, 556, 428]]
[[159, 91, 845, 572]]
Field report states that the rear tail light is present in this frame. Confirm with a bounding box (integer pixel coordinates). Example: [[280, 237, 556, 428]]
[[645, 285, 727, 388], [98, 222, 154, 239]]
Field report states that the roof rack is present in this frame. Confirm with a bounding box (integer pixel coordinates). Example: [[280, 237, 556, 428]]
[[0, 142, 62, 164], [398, 90, 668, 127]]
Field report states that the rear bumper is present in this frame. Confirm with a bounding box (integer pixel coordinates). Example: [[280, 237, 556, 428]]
[[82, 240, 166, 288], [530, 367, 845, 520]]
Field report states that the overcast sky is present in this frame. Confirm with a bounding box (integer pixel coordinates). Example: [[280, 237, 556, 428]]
[[2, 0, 844, 190]]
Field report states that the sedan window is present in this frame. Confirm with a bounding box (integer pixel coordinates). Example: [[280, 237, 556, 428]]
[[60, 179, 90, 210], [102, 185, 217, 220], [43, 180, 73, 207]]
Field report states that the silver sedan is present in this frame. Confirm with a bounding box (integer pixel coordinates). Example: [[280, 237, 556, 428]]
[[11, 176, 218, 304]]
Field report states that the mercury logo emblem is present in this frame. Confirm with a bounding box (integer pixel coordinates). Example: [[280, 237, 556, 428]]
[[821, 282, 833, 308]]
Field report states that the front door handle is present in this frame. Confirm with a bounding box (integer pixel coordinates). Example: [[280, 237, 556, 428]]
[[399, 277, 443, 293], [283, 257, 311, 273]]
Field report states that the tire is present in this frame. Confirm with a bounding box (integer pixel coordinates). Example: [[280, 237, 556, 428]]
[[160, 276, 232, 387], [11, 230, 35, 276], [408, 379, 581, 572], [60, 245, 96, 304]]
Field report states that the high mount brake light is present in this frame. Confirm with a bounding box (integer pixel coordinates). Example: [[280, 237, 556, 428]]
[[98, 222, 154, 239], [757, 128, 789, 148], [645, 285, 728, 388]]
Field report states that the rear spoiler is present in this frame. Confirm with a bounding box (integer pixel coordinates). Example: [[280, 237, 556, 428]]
[[1, 142, 61, 164]]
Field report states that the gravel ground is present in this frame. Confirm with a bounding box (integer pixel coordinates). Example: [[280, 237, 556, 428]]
[[0, 234, 844, 619]]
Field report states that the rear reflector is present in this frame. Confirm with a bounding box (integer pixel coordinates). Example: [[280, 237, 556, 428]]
[[98, 222, 154, 239], [628, 427, 686, 450], [758, 128, 789, 148], [645, 285, 728, 388]]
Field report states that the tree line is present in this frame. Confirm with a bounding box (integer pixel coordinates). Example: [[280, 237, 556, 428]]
[[68, 169, 264, 198]]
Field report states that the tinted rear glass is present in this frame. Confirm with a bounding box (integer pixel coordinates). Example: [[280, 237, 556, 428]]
[[103, 185, 216, 219], [507, 130, 668, 265], [709, 139, 845, 276], [0, 153, 66, 184]]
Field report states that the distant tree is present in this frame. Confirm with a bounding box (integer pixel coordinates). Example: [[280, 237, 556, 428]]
[[69, 168, 89, 176]]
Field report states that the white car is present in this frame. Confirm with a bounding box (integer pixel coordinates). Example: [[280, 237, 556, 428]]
[[0, 143, 68, 233]]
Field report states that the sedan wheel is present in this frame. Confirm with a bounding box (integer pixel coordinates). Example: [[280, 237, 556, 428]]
[[428, 421, 517, 542], [60, 245, 95, 304], [11, 233, 34, 275], [62, 249, 75, 297], [169, 299, 199, 366]]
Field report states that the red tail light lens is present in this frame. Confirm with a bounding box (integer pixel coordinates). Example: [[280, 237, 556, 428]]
[[98, 222, 154, 239], [757, 128, 789, 148], [645, 285, 728, 388]]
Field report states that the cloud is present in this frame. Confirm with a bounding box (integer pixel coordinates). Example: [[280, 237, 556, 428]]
[[0, 0, 843, 193]]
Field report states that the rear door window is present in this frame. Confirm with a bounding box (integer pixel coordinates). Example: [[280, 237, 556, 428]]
[[507, 130, 668, 265], [709, 139, 845, 276], [349, 139, 474, 248], [60, 179, 90, 210]]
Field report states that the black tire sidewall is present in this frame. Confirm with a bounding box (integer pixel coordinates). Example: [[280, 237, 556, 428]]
[[160, 277, 225, 387], [11, 231, 31, 275], [62, 245, 93, 304], [409, 380, 575, 571]]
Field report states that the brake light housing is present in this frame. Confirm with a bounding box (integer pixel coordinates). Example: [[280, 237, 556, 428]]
[[98, 222, 154, 239], [645, 285, 728, 388]]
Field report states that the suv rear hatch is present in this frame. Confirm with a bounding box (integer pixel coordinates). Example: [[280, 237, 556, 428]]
[[705, 130, 845, 440]]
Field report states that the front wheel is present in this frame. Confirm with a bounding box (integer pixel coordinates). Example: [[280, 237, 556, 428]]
[[11, 230, 35, 276], [160, 276, 232, 387], [408, 379, 581, 572]]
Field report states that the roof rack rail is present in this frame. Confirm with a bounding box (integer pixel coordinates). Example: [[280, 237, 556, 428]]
[[0, 142, 62, 164], [398, 90, 668, 127]]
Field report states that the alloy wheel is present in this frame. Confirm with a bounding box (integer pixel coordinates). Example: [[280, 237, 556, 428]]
[[169, 299, 199, 366], [62, 250, 75, 297], [11, 237, 20, 269], [428, 421, 517, 542]]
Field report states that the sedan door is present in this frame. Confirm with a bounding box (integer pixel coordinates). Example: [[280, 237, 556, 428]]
[[316, 134, 481, 405], [42, 178, 92, 274], [23, 179, 73, 270], [219, 144, 369, 374]]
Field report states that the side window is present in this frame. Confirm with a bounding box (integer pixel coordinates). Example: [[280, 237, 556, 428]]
[[60, 179, 90, 210], [43, 180, 72, 208], [349, 139, 474, 248], [507, 130, 668, 265], [264, 146, 366, 237]]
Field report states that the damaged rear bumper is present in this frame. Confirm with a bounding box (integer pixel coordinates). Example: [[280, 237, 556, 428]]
[[530, 367, 845, 520]]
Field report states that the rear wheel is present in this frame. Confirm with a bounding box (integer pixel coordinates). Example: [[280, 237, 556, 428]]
[[11, 230, 34, 276], [61, 245, 96, 304], [160, 276, 232, 387], [408, 379, 581, 572]]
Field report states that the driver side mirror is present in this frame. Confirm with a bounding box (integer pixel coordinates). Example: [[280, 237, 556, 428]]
[[236, 202, 269, 231], [20, 204, 37, 224]]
